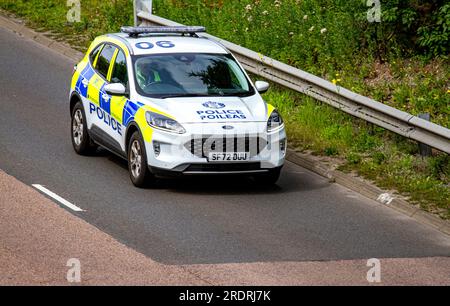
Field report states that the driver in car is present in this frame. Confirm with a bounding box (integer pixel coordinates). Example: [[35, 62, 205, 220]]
[[136, 61, 161, 88]]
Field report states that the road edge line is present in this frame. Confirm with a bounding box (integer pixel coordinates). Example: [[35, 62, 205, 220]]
[[32, 184, 85, 212]]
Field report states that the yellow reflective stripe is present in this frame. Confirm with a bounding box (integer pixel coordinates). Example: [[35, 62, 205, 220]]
[[93, 45, 103, 68], [134, 107, 153, 142], [71, 58, 89, 90], [87, 74, 104, 105], [266, 103, 275, 119], [131, 105, 176, 143], [78, 58, 89, 71], [107, 49, 119, 82], [110, 96, 127, 124], [71, 70, 80, 91], [153, 70, 161, 82]]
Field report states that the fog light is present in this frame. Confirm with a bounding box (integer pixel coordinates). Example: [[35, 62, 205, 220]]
[[153, 141, 161, 157], [280, 139, 286, 154]]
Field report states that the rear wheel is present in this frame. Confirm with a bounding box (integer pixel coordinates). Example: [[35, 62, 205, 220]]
[[254, 167, 282, 185], [71, 102, 96, 155], [128, 131, 154, 187]]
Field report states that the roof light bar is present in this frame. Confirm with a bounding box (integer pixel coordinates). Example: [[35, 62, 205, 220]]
[[121, 26, 206, 37]]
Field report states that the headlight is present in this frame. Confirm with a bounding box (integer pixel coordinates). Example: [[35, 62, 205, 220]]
[[267, 109, 284, 132], [145, 111, 186, 134]]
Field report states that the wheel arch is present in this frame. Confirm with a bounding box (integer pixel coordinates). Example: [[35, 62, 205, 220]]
[[125, 121, 142, 155], [70, 92, 82, 115]]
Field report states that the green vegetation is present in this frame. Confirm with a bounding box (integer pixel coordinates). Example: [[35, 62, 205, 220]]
[[0, 0, 134, 51], [267, 86, 450, 217], [1, 0, 448, 218], [155, 0, 449, 127]]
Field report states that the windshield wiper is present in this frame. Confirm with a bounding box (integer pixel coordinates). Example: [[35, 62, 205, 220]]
[[158, 93, 210, 99], [221, 92, 253, 97], [157, 92, 253, 99]]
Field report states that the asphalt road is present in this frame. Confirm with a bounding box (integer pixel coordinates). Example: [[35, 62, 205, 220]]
[[1, 26, 449, 266]]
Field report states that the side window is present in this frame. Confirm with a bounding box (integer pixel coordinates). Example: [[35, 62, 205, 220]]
[[96, 44, 117, 79], [89, 44, 103, 65], [111, 50, 128, 86]]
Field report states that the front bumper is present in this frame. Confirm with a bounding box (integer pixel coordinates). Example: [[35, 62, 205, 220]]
[[144, 122, 286, 175]]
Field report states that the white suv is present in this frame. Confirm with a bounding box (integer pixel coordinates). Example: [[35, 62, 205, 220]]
[[69, 26, 286, 187]]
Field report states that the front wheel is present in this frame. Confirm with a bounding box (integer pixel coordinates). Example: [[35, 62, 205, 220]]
[[128, 131, 155, 188]]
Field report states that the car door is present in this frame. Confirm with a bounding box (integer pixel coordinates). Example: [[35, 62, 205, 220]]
[[87, 43, 117, 138], [108, 49, 129, 150]]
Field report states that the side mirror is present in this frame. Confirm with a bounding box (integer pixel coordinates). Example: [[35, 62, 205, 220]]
[[104, 83, 127, 96], [255, 81, 270, 94]]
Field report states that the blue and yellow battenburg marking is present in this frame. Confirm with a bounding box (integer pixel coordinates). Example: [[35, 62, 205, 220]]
[[123, 100, 144, 126], [71, 36, 175, 143], [87, 99, 146, 137], [73, 55, 151, 138], [89, 102, 122, 135], [75, 64, 94, 99], [99, 83, 110, 113]]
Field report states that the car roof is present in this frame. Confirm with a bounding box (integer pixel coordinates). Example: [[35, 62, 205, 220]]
[[107, 32, 228, 56]]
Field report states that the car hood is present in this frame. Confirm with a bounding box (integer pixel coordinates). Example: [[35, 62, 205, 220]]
[[140, 95, 268, 124]]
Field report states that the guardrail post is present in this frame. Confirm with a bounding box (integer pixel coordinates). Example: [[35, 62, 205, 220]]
[[418, 113, 432, 157], [134, 0, 153, 26]]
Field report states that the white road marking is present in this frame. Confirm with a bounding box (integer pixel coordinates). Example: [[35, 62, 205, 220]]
[[32, 184, 85, 212]]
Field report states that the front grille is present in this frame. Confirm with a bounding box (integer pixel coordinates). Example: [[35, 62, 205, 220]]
[[185, 162, 262, 172], [184, 135, 267, 158]]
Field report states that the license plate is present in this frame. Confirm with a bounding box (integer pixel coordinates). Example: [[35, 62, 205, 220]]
[[208, 152, 249, 162]]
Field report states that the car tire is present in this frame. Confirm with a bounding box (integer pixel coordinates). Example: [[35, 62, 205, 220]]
[[128, 131, 154, 188], [71, 101, 96, 155], [254, 167, 282, 185]]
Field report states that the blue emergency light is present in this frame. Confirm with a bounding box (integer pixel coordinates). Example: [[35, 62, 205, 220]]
[[121, 26, 206, 37]]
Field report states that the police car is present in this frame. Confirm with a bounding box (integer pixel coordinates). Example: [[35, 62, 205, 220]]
[[69, 26, 286, 187]]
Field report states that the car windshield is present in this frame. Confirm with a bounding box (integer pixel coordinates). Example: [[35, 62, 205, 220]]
[[133, 53, 255, 98]]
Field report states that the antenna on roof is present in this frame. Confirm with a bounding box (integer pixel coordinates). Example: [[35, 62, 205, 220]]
[[121, 26, 206, 38]]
